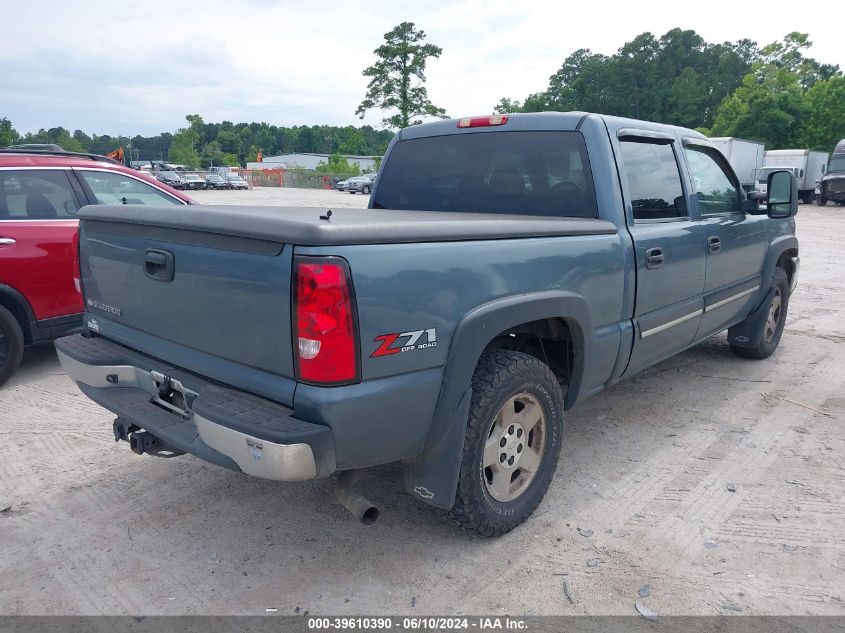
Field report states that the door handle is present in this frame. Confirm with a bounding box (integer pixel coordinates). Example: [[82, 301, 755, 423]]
[[144, 249, 175, 282], [707, 236, 721, 253], [645, 247, 664, 269], [0, 237, 16, 246]]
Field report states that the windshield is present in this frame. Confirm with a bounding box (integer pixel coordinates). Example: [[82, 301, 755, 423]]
[[757, 167, 786, 184], [372, 131, 598, 217], [828, 157, 845, 173]]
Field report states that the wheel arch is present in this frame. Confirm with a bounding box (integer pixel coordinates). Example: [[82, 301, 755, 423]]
[[0, 284, 35, 345], [402, 290, 593, 509], [762, 235, 798, 297]]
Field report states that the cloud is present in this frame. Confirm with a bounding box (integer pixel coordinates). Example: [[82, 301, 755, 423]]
[[1, 0, 842, 135]]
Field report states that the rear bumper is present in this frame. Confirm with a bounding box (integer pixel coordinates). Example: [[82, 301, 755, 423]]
[[55, 334, 336, 480]]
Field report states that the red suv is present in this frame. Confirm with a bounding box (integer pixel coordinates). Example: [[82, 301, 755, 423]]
[[0, 147, 194, 385]]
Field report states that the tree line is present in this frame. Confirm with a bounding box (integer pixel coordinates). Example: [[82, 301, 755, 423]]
[[495, 30, 844, 151], [0, 115, 394, 168]]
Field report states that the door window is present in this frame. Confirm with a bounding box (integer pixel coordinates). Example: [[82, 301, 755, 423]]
[[0, 170, 80, 219], [619, 140, 686, 221], [683, 147, 742, 215], [79, 170, 183, 205]]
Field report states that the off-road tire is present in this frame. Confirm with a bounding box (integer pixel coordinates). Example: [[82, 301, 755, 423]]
[[450, 349, 564, 536], [730, 266, 789, 360], [0, 305, 25, 387]]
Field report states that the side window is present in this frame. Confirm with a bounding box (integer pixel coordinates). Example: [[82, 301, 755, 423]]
[[0, 170, 80, 219], [683, 147, 742, 215], [619, 140, 686, 221], [79, 170, 183, 206]]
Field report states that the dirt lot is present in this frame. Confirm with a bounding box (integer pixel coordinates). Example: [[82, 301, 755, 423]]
[[1, 192, 843, 616]]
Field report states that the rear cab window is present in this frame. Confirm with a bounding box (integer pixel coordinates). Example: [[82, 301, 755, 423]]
[[618, 140, 687, 221], [372, 131, 599, 218]]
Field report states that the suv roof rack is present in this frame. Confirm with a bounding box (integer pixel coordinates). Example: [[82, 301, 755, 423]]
[[0, 144, 122, 165]]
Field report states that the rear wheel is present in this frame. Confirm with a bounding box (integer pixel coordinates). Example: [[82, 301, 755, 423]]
[[730, 267, 789, 360], [362, 185, 371, 194], [450, 349, 564, 536], [0, 305, 25, 387]]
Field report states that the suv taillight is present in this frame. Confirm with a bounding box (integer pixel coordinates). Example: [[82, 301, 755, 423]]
[[294, 257, 359, 385], [72, 227, 81, 293]]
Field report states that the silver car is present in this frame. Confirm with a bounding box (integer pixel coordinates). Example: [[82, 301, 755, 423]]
[[346, 175, 376, 194]]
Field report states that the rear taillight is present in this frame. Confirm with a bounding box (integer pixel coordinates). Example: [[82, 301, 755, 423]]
[[457, 115, 508, 128], [72, 227, 81, 293], [294, 257, 359, 385]]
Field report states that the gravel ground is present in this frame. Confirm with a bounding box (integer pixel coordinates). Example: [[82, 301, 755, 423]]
[[1, 194, 843, 616]]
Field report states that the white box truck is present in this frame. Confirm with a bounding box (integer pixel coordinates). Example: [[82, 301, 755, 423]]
[[709, 137, 765, 193], [761, 149, 829, 203]]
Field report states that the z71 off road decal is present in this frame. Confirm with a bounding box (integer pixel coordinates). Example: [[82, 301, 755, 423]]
[[370, 328, 437, 357]]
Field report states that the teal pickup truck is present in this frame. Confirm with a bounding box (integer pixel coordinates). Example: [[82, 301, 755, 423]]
[[55, 112, 799, 536]]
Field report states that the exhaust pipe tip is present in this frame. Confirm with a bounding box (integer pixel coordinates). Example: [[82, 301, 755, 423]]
[[360, 505, 380, 525], [335, 469, 379, 525]]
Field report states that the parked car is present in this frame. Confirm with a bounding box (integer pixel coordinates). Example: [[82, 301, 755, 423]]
[[335, 178, 351, 191], [205, 174, 229, 190], [155, 170, 185, 190], [225, 174, 249, 190], [0, 147, 192, 385], [56, 112, 799, 535], [182, 173, 206, 190], [346, 175, 376, 194]]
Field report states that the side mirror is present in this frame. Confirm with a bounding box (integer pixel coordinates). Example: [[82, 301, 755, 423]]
[[767, 170, 798, 218]]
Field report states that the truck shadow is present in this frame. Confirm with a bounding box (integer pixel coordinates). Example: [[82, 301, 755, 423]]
[[10, 331, 785, 610]]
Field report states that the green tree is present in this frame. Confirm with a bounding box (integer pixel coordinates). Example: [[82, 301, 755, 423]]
[[356, 22, 447, 128], [710, 68, 806, 148], [0, 118, 20, 146], [799, 76, 845, 150], [314, 153, 360, 175], [168, 116, 201, 167], [221, 153, 240, 167]]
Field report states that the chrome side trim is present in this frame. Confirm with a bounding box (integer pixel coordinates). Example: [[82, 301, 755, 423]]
[[195, 414, 317, 481], [705, 285, 760, 312], [639, 309, 703, 339]]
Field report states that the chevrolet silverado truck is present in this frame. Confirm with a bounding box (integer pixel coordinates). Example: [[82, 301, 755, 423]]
[[55, 113, 800, 536]]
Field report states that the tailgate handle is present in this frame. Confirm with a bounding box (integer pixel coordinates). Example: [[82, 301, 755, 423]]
[[144, 249, 175, 282]]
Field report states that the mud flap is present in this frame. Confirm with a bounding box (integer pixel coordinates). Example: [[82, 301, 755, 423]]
[[402, 387, 472, 509], [727, 288, 775, 349]]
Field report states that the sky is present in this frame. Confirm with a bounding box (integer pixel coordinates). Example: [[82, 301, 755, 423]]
[[2, 0, 843, 137]]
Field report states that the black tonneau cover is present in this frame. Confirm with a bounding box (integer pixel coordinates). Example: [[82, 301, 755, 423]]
[[78, 205, 617, 246]]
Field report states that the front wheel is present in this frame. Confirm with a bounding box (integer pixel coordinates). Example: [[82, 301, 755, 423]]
[[450, 349, 564, 536], [817, 196, 828, 206], [730, 267, 789, 360], [0, 305, 25, 387]]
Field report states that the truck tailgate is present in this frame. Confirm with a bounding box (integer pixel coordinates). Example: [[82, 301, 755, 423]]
[[79, 215, 294, 382]]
